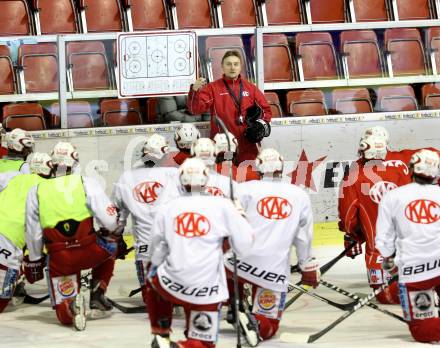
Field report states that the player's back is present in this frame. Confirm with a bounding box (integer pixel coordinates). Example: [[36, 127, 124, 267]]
[[205, 170, 237, 197]]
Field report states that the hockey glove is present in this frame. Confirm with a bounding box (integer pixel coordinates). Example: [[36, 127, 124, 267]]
[[344, 234, 363, 259], [116, 237, 128, 260], [300, 257, 320, 288], [23, 255, 45, 284], [382, 256, 398, 277], [244, 119, 271, 143]]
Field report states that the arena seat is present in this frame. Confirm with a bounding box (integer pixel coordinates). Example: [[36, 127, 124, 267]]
[[286, 89, 328, 116], [259, 0, 301, 26], [168, 0, 215, 29], [0, 0, 32, 36], [50, 101, 94, 128], [385, 28, 426, 76], [66, 41, 111, 91], [395, 0, 432, 20], [0, 45, 16, 95], [205, 36, 249, 81], [295, 32, 339, 80], [123, 0, 170, 31], [340, 30, 383, 78], [425, 27, 440, 74], [214, 0, 258, 27], [422, 83, 440, 109], [351, 0, 389, 22], [264, 92, 283, 117], [332, 88, 373, 114], [18, 43, 58, 93], [31, 0, 79, 34], [3, 103, 46, 130], [101, 99, 142, 126], [251, 33, 295, 83], [309, 0, 345, 23], [376, 85, 418, 112], [78, 0, 124, 33]]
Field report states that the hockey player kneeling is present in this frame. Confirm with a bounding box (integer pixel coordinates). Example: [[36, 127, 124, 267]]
[[224, 148, 319, 344], [145, 158, 255, 348], [24, 142, 122, 331], [376, 149, 440, 343]]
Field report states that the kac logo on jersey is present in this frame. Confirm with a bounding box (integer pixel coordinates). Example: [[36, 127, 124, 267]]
[[133, 181, 163, 204], [205, 186, 225, 197], [175, 212, 211, 238], [405, 199, 440, 224], [257, 196, 292, 220], [368, 181, 397, 204], [383, 160, 409, 175]]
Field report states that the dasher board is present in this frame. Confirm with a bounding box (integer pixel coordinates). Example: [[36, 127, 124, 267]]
[[117, 31, 197, 98]]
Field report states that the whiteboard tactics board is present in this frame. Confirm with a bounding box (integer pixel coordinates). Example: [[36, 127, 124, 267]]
[[117, 31, 197, 98]]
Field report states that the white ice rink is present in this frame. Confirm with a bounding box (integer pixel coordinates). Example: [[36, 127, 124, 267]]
[[1, 246, 429, 348]]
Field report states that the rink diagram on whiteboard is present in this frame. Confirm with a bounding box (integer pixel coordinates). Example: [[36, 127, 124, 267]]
[[118, 32, 197, 97]]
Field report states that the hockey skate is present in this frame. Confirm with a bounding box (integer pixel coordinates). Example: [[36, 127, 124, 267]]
[[11, 281, 27, 306], [151, 335, 179, 348], [238, 311, 261, 347], [70, 292, 87, 331], [89, 280, 113, 319]]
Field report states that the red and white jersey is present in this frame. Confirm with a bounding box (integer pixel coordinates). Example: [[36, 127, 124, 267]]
[[161, 151, 191, 167], [151, 194, 254, 304], [376, 182, 440, 283], [112, 167, 179, 260], [224, 178, 314, 292]]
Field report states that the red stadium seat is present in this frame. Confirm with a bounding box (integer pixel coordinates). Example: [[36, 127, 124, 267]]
[[215, 0, 258, 27], [66, 41, 111, 91], [168, 0, 215, 29], [376, 85, 418, 112], [286, 89, 327, 116], [385, 28, 426, 76], [295, 32, 339, 80], [260, 0, 301, 26], [101, 98, 142, 126], [425, 27, 440, 75], [332, 88, 373, 114], [3, 103, 46, 130], [340, 30, 383, 78], [31, 0, 79, 34], [205, 36, 249, 81], [18, 43, 58, 93], [50, 101, 94, 128], [396, 0, 432, 20], [0, 0, 32, 36], [123, 0, 170, 31], [309, 0, 345, 23], [78, 0, 124, 33], [0, 45, 16, 95], [251, 33, 295, 83], [264, 92, 283, 118], [352, 0, 389, 22], [422, 84, 440, 109]]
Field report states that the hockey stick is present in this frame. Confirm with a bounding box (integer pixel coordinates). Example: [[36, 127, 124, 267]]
[[107, 298, 146, 314], [284, 241, 357, 310], [319, 279, 405, 322]]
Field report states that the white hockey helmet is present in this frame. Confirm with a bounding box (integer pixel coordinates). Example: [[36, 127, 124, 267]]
[[213, 132, 238, 156], [179, 158, 209, 188], [410, 149, 440, 179], [6, 128, 34, 153], [142, 133, 169, 159], [191, 138, 216, 166], [358, 135, 387, 160], [256, 148, 284, 174], [51, 142, 79, 168], [174, 124, 201, 150], [28, 152, 53, 177], [361, 126, 390, 145]]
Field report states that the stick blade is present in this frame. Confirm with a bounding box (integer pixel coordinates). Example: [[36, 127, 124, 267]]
[[279, 332, 309, 344]]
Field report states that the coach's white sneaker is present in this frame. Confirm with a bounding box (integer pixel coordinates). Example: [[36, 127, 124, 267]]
[[238, 311, 261, 347], [71, 293, 87, 331]]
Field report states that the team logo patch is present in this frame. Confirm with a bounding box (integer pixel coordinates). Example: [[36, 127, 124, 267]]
[[415, 292, 431, 311], [133, 181, 163, 203], [257, 196, 292, 220], [383, 160, 409, 175], [368, 181, 397, 204], [57, 276, 76, 297], [405, 199, 440, 224], [257, 289, 277, 311], [174, 212, 211, 238], [205, 186, 225, 197], [106, 204, 117, 216], [193, 313, 212, 331]]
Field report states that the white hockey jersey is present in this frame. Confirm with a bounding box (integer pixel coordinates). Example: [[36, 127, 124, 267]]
[[112, 166, 179, 260], [151, 194, 254, 305], [376, 182, 440, 283], [224, 178, 314, 292], [204, 170, 238, 198]]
